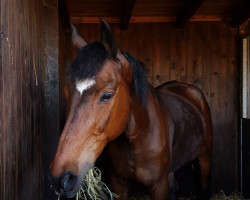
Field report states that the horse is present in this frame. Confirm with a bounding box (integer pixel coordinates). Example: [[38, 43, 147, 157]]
[[49, 20, 213, 200]]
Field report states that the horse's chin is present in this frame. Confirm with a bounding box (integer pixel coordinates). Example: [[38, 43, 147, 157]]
[[56, 186, 80, 198]]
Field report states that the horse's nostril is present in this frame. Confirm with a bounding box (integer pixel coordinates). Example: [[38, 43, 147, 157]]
[[60, 172, 78, 192]]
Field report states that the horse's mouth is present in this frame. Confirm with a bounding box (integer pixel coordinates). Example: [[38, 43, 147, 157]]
[[54, 177, 85, 199], [53, 163, 94, 198]]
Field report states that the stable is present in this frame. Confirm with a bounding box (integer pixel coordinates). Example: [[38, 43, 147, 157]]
[[0, 0, 249, 199]]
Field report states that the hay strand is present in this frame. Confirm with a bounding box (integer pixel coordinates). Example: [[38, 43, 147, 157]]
[[210, 190, 244, 200], [57, 167, 118, 200], [76, 167, 118, 200]]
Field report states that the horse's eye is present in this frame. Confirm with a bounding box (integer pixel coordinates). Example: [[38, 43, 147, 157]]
[[100, 92, 114, 103]]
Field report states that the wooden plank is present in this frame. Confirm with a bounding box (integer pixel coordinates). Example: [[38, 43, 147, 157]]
[[169, 26, 178, 81], [185, 24, 195, 84], [0, 0, 2, 196], [0, 0, 8, 198], [176, 0, 206, 27], [152, 23, 161, 86], [241, 119, 250, 198], [120, 0, 135, 30], [161, 23, 171, 84], [176, 28, 187, 82], [190, 23, 202, 88], [88, 23, 99, 42], [59, 0, 72, 130], [44, 0, 60, 199], [119, 24, 129, 50], [201, 22, 211, 104], [232, 1, 250, 27], [0, 0, 46, 199], [59, 0, 71, 30], [154, 23, 170, 85]]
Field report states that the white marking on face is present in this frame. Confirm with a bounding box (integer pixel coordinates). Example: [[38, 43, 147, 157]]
[[76, 78, 96, 95]]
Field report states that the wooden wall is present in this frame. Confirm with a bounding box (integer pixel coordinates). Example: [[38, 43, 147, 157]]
[[0, 0, 45, 199], [76, 22, 239, 194]]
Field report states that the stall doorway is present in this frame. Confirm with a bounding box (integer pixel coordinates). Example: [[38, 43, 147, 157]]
[[240, 36, 250, 198]]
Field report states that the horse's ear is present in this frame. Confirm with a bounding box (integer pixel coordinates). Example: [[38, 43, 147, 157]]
[[100, 20, 117, 58], [71, 24, 87, 49]]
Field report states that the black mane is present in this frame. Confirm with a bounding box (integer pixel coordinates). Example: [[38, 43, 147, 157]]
[[121, 51, 148, 105], [70, 43, 148, 105]]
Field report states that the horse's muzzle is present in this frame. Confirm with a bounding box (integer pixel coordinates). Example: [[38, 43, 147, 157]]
[[49, 171, 79, 198]]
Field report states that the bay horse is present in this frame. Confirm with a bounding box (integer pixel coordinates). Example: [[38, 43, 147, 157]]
[[49, 20, 213, 200]]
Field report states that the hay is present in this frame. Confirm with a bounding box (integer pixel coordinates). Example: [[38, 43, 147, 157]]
[[57, 167, 118, 200], [210, 190, 244, 200], [57, 174, 245, 200], [76, 167, 118, 200]]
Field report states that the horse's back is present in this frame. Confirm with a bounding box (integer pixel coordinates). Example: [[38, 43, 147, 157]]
[[156, 81, 208, 113], [156, 81, 212, 172]]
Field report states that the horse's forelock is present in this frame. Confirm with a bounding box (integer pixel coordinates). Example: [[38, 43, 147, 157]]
[[70, 41, 109, 82], [70, 43, 148, 105]]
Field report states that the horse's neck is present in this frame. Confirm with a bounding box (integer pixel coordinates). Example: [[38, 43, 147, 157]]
[[125, 87, 168, 153]]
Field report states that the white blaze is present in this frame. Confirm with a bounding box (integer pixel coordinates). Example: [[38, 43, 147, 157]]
[[76, 78, 96, 95]]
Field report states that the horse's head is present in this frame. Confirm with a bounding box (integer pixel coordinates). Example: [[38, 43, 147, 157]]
[[49, 20, 142, 198]]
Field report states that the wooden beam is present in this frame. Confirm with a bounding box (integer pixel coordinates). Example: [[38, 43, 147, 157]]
[[231, 1, 250, 27], [176, 0, 205, 28], [120, 0, 136, 30], [71, 17, 121, 24], [58, 0, 71, 30], [70, 15, 223, 24]]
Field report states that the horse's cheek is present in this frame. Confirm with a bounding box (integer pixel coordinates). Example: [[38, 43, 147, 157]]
[[117, 83, 130, 126], [107, 84, 130, 140]]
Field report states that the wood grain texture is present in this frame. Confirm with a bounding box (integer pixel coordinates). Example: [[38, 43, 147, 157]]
[[66, 0, 248, 25], [76, 22, 238, 194], [44, 0, 61, 199], [0, 0, 45, 199]]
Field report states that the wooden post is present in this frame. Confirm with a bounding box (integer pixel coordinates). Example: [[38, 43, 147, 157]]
[[232, 1, 250, 27], [120, 0, 136, 30], [44, 0, 60, 199]]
